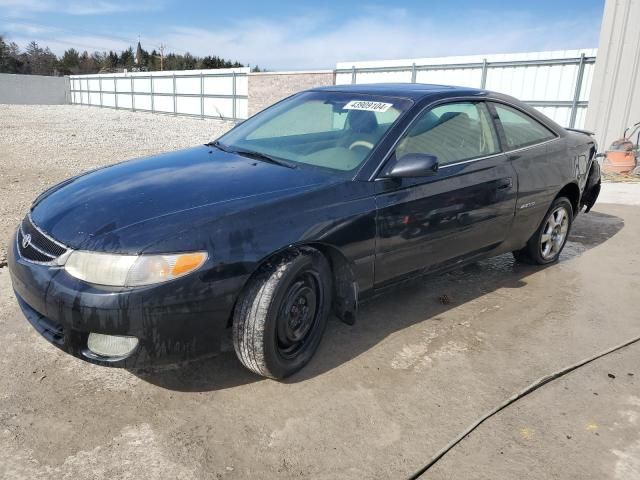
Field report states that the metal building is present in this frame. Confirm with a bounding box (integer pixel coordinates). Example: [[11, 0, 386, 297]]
[[585, 0, 640, 149]]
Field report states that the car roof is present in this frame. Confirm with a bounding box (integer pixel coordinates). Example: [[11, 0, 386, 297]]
[[309, 82, 565, 134], [310, 83, 487, 100]]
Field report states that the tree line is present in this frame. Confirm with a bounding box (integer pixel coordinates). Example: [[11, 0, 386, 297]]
[[0, 36, 264, 76]]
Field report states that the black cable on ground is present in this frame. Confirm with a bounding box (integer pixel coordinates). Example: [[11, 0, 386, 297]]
[[406, 335, 640, 480]]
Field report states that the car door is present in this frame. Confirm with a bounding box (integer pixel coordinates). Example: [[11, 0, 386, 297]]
[[373, 101, 517, 286], [488, 102, 565, 247]]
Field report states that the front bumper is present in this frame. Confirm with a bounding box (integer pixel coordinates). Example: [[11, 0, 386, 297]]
[[8, 237, 244, 368]]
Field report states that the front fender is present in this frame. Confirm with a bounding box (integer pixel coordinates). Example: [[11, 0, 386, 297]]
[[144, 180, 377, 314]]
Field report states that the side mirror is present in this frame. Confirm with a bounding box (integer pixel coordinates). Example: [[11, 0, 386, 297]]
[[385, 153, 439, 178]]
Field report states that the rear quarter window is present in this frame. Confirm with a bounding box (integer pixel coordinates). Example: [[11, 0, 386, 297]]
[[492, 103, 556, 150]]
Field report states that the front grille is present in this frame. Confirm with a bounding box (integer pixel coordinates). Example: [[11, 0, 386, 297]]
[[17, 215, 69, 264]]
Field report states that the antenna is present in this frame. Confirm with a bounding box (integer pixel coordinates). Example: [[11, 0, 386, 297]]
[[158, 43, 166, 71]]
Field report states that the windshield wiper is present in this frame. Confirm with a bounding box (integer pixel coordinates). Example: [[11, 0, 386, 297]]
[[208, 140, 232, 153], [208, 141, 297, 169], [233, 148, 298, 169]]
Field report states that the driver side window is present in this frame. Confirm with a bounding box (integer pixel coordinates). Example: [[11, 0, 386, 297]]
[[395, 102, 499, 166]]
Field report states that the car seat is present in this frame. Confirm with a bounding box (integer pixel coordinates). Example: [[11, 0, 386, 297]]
[[338, 110, 380, 150]]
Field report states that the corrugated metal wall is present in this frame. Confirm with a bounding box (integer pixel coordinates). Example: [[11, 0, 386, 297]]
[[585, 0, 640, 149], [336, 49, 597, 129]]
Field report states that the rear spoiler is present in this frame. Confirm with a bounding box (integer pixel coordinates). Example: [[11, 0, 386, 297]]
[[565, 127, 595, 136]]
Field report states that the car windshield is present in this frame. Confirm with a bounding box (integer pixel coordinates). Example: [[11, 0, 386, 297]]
[[216, 91, 413, 171]]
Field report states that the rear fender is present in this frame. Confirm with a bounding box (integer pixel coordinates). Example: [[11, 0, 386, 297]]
[[581, 158, 601, 213]]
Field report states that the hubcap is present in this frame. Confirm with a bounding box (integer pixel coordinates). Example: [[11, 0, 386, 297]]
[[276, 272, 321, 359], [540, 206, 569, 260]]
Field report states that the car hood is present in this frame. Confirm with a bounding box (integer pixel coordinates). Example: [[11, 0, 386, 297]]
[[31, 145, 336, 250]]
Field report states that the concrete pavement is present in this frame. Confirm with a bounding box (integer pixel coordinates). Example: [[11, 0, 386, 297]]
[[1, 203, 638, 479]]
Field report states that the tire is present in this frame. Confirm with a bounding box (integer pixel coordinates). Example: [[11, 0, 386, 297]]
[[232, 247, 332, 379], [512, 197, 573, 265]]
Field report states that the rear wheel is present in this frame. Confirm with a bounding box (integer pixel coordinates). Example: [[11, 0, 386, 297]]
[[232, 248, 331, 379], [513, 197, 573, 265]]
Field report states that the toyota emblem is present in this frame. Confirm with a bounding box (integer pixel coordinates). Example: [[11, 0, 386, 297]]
[[22, 233, 32, 249]]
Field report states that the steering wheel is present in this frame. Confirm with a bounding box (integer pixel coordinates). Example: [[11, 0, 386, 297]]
[[348, 140, 374, 151]]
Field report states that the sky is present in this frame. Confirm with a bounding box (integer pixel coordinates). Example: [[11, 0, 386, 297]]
[[0, 0, 605, 69]]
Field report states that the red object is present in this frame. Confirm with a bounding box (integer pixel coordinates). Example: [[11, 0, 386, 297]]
[[603, 123, 639, 174], [603, 149, 636, 174]]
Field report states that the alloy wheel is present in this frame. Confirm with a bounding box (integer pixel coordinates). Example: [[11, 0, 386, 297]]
[[540, 206, 570, 260]]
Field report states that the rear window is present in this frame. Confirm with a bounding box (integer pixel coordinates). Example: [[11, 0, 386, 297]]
[[492, 103, 556, 150]]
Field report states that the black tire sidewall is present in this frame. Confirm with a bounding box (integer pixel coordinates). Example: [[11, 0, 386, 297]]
[[528, 197, 573, 264], [262, 251, 331, 378]]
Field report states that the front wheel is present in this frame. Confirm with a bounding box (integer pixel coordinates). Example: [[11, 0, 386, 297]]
[[513, 197, 573, 265], [232, 248, 332, 379]]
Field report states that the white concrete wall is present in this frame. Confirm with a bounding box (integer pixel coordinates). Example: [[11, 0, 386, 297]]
[[0, 73, 68, 105], [247, 70, 335, 116], [585, 0, 640, 149], [69, 68, 249, 120], [337, 49, 597, 129]]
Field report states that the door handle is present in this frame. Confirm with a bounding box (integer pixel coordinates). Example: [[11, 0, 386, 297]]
[[497, 177, 513, 190]]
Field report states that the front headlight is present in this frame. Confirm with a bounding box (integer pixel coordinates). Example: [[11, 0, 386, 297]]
[[64, 251, 208, 287]]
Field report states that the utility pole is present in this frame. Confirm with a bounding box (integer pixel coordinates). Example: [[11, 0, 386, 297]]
[[158, 43, 166, 71]]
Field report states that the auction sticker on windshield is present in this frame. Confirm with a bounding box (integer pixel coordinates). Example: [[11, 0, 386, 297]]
[[343, 100, 393, 112]]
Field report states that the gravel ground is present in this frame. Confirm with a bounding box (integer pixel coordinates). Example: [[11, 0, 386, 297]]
[[0, 105, 234, 263]]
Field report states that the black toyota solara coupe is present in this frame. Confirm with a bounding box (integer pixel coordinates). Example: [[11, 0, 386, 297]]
[[9, 83, 601, 379]]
